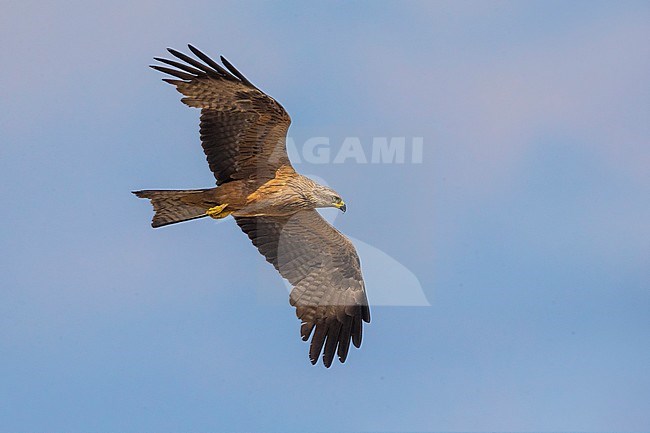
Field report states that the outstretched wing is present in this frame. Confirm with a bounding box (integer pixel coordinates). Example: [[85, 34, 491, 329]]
[[151, 45, 292, 185], [236, 210, 371, 367]]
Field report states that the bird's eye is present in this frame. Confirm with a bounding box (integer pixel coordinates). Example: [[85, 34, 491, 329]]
[[333, 196, 341, 203]]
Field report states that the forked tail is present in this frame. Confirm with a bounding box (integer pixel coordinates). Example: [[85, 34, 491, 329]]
[[133, 189, 211, 228]]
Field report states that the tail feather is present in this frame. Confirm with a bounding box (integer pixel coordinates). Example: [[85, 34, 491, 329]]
[[133, 189, 211, 228]]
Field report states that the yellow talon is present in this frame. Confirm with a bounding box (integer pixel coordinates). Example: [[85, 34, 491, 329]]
[[206, 204, 230, 219]]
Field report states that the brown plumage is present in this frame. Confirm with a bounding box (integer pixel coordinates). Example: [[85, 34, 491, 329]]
[[133, 45, 370, 367]]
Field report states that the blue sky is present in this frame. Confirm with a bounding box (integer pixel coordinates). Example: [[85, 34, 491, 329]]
[[1, 1, 649, 432]]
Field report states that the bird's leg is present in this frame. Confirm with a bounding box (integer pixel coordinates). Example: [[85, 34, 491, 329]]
[[206, 203, 231, 219]]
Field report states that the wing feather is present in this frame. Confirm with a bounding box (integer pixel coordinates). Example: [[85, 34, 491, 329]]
[[337, 316, 353, 362], [220, 55, 257, 88], [322, 319, 342, 368], [236, 210, 370, 367], [187, 45, 233, 77], [153, 57, 206, 76], [151, 46, 292, 185]]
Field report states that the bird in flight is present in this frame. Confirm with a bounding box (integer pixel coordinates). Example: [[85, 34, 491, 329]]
[[133, 45, 370, 367]]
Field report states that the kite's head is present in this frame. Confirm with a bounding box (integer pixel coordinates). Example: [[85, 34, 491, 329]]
[[312, 184, 346, 213], [333, 195, 347, 213]]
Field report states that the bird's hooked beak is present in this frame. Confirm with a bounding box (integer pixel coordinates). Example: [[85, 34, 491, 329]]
[[336, 201, 346, 213]]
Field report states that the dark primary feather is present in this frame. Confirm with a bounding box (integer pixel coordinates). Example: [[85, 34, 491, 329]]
[[151, 45, 292, 186], [220, 55, 257, 88], [188, 44, 239, 78], [236, 210, 371, 367], [167, 47, 229, 79], [153, 57, 205, 76], [149, 65, 195, 81]]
